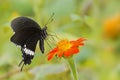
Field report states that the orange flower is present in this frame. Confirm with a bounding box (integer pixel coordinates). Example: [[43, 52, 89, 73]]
[[47, 38, 85, 61], [103, 14, 120, 38]]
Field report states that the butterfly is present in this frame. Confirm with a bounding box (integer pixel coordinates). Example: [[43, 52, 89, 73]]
[[10, 16, 50, 71]]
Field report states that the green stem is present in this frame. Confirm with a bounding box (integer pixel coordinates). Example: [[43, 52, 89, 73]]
[[66, 57, 79, 80]]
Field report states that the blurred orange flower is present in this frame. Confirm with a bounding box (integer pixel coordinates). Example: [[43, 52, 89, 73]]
[[103, 14, 120, 38], [47, 38, 85, 61]]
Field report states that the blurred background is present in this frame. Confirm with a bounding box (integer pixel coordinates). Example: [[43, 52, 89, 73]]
[[0, 0, 120, 80]]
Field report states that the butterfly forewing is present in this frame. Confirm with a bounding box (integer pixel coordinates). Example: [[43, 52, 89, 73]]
[[11, 17, 41, 32], [10, 27, 40, 47], [21, 35, 39, 65]]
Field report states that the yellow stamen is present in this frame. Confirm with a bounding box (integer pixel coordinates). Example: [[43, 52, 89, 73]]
[[57, 39, 72, 51]]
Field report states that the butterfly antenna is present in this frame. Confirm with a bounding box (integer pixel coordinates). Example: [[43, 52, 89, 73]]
[[44, 13, 54, 26]]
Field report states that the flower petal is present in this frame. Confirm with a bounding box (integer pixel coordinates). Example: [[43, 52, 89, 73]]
[[72, 47, 80, 54], [47, 48, 58, 61], [64, 47, 79, 57], [57, 51, 63, 57], [71, 38, 85, 47], [77, 38, 86, 45]]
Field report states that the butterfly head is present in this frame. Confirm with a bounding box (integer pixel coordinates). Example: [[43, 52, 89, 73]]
[[40, 26, 48, 39]]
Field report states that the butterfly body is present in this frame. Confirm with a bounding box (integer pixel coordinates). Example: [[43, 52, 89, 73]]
[[10, 17, 48, 70]]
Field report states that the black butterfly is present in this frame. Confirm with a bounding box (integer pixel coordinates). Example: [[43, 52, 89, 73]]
[[10, 17, 48, 71]]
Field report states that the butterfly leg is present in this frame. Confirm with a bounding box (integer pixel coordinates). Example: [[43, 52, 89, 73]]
[[39, 39, 44, 53]]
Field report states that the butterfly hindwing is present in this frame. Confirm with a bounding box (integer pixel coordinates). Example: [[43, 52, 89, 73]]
[[18, 36, 39, 71], [24, 36, 39, 52], [21, 35, 39, 64]]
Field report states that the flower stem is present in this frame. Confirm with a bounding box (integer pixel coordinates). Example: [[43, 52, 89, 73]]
[[66, 57, 79, 80]]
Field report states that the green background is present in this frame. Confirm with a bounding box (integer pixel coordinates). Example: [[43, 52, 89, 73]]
[[0, 0, 120, 80]]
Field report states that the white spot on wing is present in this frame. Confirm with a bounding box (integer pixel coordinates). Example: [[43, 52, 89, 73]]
[[23, 45, 34, 55], [24, 45, 26, 47]]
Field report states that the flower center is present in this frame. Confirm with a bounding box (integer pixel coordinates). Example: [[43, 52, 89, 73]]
[[57, 39, 72, 51]]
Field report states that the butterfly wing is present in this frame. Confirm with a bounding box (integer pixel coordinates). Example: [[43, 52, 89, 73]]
[[10, 27, 40, 47], [19, 35, 39, 71], [24, 36, 39, 52], [21, 35, 39, 64], [11, 17, 41, 32], [11, 27, 40, 67]]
